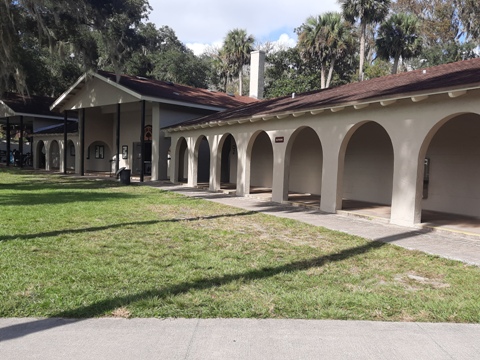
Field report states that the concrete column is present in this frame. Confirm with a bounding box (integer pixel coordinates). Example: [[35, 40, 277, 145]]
[[60, 140, 66, 173], [33, 139, 38, 170], [63, 112, 68, 174], [45, 141, 51, 171], [390, 144, 423, 226], [319, 139, 343, 214], [210, 135, 220, 191], [80, 109, 85, 176], [151, 103, 161, 181], [74, 140, 81, 174], [187, 137, 197, 187], [6, 117, 10, 166], [115, 103, 121, 175], [19, 116, 24, 168], [140, 100, 146, 182], [170, 137, 178, 184], [271, 137, 287, 203], [235, 133, 250, 196]]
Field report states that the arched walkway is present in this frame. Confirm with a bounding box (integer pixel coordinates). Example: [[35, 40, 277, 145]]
[[286, 127, 323, 206], [420, 113, 480, 230], [195, 136, 210, 185], [248, 131, 273, 197], [49, 140, 60, 170], [341, 122, 394, 217], [176, 138, 188, 183]]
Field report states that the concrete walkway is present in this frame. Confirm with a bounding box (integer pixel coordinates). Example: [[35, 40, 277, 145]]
[[148, 183, 480, 267], [1, 318, 479, 360]]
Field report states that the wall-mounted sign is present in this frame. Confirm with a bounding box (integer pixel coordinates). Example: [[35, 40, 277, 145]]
[[275, 136, 284, 143]]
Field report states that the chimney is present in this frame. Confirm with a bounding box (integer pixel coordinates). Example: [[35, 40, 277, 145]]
[[249, 50, 265, 100]]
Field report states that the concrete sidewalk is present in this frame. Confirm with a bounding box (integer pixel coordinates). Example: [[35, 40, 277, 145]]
[[147, 183, 480, 267], [1, 318, 479, 360]]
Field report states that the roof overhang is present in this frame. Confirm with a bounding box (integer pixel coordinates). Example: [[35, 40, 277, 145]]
[[165, 84, 480, 133]]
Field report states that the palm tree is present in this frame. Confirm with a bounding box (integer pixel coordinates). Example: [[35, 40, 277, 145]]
[[376, 13, 422, 74], [297, 12, 353, 89], [222, 29, 255, 95], [339, 0, 391, 81]]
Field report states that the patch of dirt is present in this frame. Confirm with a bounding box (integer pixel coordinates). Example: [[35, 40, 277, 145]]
[[394, 272, 450, 291], [110, 307, 131, 318]]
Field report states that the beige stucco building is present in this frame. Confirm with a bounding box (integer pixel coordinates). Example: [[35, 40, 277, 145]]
[[31, 55, 480, 230], [165, 58, 480, 228]]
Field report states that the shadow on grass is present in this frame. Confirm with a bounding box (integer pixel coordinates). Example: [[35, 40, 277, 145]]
[[56, 240, 390, 318], [0, 230, 428, 341], [0, 211, 257, 242], [0, 191, 135, 206]]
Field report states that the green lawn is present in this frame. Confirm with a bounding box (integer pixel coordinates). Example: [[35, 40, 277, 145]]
[[1, 169, 479, 322]]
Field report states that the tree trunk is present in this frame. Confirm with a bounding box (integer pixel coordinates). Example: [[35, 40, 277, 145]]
[[392, 56, 400, 74], [326, 59, 336, 88], [320, 66, 326, 89], [238, 67, 243, 95], [359, 22, 366, 81]]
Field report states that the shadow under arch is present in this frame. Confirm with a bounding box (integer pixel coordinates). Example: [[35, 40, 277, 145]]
[[194, 135, 210, 185], [49, 140, 60, 170], [284, 126, 323, 204], [216, 133, 238, 191], [175, 137, 188, 183], [339, 120, 394, 215], [417, 111, 480, 223], [246, 130, 274, 197], [36, 140, 46, 170]]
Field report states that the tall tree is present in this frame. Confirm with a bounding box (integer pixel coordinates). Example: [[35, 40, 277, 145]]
[[376, 13, 422, 74], [222, 29, 255, 95], [297, 12, 354, 89], [339, 0, 391, 81], [0, 0, 150, 94]]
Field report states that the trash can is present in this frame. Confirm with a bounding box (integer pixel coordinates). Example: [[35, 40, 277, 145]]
[[116, 167, 131, 185]]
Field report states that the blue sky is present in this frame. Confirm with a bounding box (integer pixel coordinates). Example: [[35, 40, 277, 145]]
[[148, 0, 341, 54]]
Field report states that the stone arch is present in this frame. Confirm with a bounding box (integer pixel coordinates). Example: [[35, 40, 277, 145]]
[[36, 140, 46, 170], [194, 135, 210, 184], [418, 112, 480, 219], [49, 140, 60, 170], [285, 126, 323, 204], [340, 121, 394, 211], [175, 137, 188, 183], [247, 130, 274, 194]]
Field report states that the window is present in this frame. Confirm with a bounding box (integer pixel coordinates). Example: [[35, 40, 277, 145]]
[[95, 145, 104, 159]]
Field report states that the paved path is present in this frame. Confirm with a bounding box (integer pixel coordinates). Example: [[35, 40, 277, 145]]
[[148, 183, 480, 267], [1, 318, 479, 360]]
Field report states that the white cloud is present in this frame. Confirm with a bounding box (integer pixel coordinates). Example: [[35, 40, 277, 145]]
[[147, 0, 340, 48]]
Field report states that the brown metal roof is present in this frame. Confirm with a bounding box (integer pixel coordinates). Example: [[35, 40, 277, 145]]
[[1, 93, 61, 118], [166, 57, 480, 130], [97, 70, 258, 109]]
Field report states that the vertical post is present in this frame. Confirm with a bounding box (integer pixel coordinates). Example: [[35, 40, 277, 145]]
[[19, 116, 24, 168], [63, 111, 68, 174], [140, 100, 146, 182], [80, 109, 85, 176], [116, 103, 121, 175], [6, 117, 11, 166]]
